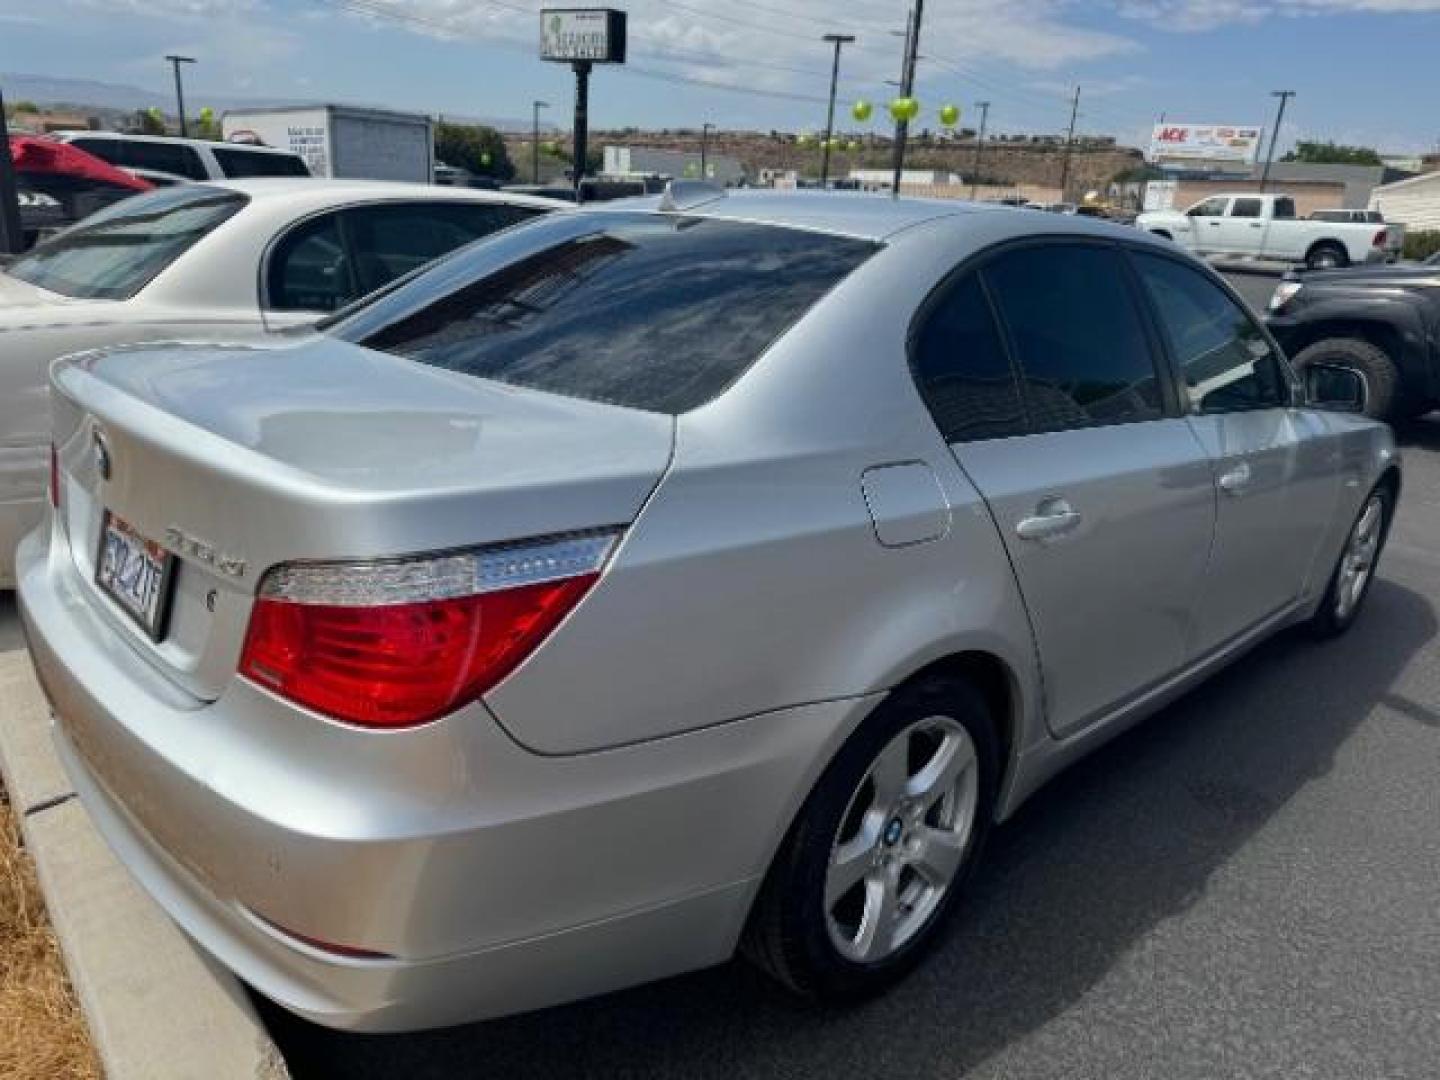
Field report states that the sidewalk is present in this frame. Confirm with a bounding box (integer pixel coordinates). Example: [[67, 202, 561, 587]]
[[0, 596, 288, 1080]]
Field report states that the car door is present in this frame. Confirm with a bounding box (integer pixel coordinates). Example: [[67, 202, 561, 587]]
[[1186, 196, 1230, 253], [1259, 196, 1301, 261], [923, 243, 1216, 738], [1129, 249, 1341, 654], [1220, 196, 1267, 254]]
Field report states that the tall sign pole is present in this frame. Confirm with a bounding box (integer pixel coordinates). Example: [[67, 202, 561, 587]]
[[540, 8, 627, 203], [1260, 90, 1294, 192], [0, 87, 24, 254], [819, 33, 855, 188]]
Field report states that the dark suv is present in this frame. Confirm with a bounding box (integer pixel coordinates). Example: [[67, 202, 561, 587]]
[[1266, 256, 1440, 421]]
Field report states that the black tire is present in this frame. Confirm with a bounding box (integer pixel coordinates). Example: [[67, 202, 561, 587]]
[[1305, 242, 1350, 270], [1292, 337, 1402, 421], [1309, 483, 1393, 638], [742, 676, 999, 1000]]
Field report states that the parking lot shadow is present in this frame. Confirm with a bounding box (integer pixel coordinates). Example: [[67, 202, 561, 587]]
[[262, 577, 1435, 1080]]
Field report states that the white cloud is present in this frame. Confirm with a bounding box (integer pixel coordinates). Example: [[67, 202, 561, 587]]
[[1119, 0, 1440, 31]]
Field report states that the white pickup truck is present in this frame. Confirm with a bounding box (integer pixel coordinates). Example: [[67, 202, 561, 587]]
[[1137, 193, 1405, 269]]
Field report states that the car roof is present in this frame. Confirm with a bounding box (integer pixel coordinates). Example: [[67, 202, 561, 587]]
[[194, 177, 572, 211], [585, 189, 1144, 244], [51, 131, 301, 156]]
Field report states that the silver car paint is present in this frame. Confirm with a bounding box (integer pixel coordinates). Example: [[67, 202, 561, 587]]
[[18, 195, 1398, 1031]]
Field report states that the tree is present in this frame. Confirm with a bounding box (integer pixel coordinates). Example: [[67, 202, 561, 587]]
[[131, 107, 167, 135], [435, 121, 515, 182], [9, 100, 40, 115], [1281, 140, 1382, 166]]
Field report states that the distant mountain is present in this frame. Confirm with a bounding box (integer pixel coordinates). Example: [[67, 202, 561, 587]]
[[1, 72, 545, 133]]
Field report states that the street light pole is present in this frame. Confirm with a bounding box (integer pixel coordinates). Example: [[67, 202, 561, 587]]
[[701, 121, 714, 179], [969, 100, 990, 200], [1058, 85, 1081, 201], [1260, 90, 1294, 193], [532, 99, 549, 183], [820, 33, 855, 188], [164, 55, 195, 137]]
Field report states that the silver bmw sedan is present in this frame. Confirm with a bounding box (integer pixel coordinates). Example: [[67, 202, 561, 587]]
[[18, 189, 1397, 1032]]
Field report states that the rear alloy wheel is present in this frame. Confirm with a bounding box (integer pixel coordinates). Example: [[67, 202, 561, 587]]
[[744, 677, 997, 999], [1306, 242, 1349, 270], [1310, 486, 1391, 637]]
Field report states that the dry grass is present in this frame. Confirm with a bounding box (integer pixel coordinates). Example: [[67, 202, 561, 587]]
[[0, 786, 100, 1080]]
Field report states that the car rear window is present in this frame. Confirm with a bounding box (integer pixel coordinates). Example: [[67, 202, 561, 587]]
[[333, 213, 878, 414], [6, 185, 247, 300], [212, 147, 311, 178]]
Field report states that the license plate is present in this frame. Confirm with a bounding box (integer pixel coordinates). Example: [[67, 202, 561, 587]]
[[96, 512, 175, 641]]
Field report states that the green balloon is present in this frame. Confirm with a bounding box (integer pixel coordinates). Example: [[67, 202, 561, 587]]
[[199, 107, 215, 122], [939, 103, 960, 127], [889, 97, 920, 122], [851, 100, 873, 123], [480, 151, 492, 166]]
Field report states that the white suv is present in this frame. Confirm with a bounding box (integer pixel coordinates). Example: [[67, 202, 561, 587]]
[[51, 131, 309, 183]]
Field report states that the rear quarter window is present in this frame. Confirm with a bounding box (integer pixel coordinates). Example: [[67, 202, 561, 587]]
[[333, 214, 877, 414]]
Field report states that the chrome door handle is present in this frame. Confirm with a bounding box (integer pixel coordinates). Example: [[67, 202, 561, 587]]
[[1218, 462, 1252, 494], [1016, 499, 1081, 541]]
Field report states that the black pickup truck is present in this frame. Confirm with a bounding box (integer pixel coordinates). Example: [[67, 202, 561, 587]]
[[1266, 253, 1440, 422]]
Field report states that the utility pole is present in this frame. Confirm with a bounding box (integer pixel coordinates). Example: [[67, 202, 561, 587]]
[[0, 87, 24, 255], [1260, 90, 1294, 192], [700, 121, 714, 179], [969, 100, 990, 200], [164, 55, 195, 137], [1058, 85, 1081, 201], [532, 99, 549, 183], [889, 0, 924, 198], [819, 33, 855, 188]]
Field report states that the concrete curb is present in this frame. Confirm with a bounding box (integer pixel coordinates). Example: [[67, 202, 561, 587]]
[[0, 610, 290, 1080]]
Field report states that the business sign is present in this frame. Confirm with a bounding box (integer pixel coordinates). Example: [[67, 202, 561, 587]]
[[540, 8, 627, 63], [1149, 123, 1263, 165]]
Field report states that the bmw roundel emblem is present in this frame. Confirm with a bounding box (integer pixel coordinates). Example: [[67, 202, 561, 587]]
[[92, 427, 112, 482]]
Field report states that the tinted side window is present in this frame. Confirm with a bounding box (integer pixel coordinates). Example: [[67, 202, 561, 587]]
[[267, 213, 355, 312], [911, 274, 1025, 442], [68, 138, 125, 166], [1190, 197, 1228, 217], [1131, 252, 1288, 414], [1273, 198, 1297, 220], [983, 245, 1163, 433], [126, 141, 208, 180], [1230, 198, 1263, 218], [212, 147, 311, 178], [344, 203, 543, 294]]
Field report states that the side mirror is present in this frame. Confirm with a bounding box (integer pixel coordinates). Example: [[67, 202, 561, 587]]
[[1305, 364, 1367, 413]]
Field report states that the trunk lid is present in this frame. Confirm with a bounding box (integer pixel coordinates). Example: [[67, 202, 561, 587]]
[[50, 334, 675, 700]]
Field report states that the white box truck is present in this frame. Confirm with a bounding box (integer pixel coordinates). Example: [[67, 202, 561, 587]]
[[221, 105, 434, 183]]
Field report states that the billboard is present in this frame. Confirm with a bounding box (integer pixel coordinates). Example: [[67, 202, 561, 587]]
[[1149, 123, 1263, 165], [540, 8, 627, 63]]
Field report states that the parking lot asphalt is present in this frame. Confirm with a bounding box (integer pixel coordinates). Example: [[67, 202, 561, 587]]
[[264, 270, 1440, 1078]]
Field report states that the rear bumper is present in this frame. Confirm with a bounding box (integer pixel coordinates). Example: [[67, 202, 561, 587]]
[[18, 522, 870, 1030]]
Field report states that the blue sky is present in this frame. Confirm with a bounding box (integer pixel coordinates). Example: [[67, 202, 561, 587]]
[[2, 0, 1437, 152]]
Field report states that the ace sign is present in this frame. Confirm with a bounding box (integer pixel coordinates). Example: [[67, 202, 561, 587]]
[[540, 9, 628, 64]]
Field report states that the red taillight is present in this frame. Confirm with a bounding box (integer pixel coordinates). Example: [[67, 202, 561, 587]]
[[1373, 229, 1387, 248], [49, 444, 59, 509], [238, 531, 617, 729]]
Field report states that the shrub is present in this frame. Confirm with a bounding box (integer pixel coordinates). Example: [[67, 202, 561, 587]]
[[1401, 231, 1440, 262]]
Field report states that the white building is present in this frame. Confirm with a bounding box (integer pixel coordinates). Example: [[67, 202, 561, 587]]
[[601, 146, 745, 185], [1369, 170, 1440, 231], [849, 168, 958, 193]]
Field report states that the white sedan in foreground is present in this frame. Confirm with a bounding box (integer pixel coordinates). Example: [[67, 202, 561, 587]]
[[0, 179, 564, 585]]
